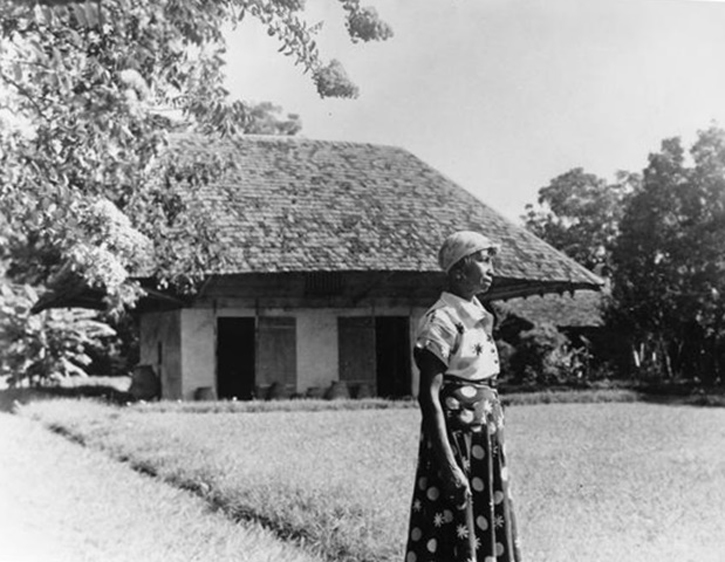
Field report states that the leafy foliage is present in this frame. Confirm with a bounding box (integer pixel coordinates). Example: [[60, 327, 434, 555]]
[[0, 0, 392, 311], [524, 126, 725, 384], [123, 149, 237, 295], [245, 101, 301, 135], [341, 3, 393, 43], [0, 0, 391, 383], [313, 58, 359, 98], [523, 167, 640, 272], [507, 322, 588, 386], [609, 127, 725, 383], [0, 281, 118, 386]]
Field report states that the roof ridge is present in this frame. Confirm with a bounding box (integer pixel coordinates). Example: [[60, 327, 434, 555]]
[[167, 130, 405, 152]]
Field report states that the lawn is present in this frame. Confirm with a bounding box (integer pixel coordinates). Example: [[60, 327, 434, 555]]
[[0, 411, 323, 562], [18, 399, 725, 562]]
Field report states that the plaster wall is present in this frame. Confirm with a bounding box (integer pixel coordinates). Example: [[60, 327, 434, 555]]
[[180, 308, 216, 400], [139, 311, 182, 400], [296, 311, 338, 393]]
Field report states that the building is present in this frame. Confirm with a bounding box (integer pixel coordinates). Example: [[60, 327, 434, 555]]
[[39, 134, 604, 400], [495, 290, 605, 338]]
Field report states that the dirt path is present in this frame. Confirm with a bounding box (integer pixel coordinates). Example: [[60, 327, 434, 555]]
[[0, 412, 321, 562]]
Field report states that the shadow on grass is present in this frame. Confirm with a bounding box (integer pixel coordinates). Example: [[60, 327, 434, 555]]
[[637, 384, 725, 408], [0, 386, 134, 413], [3, 382, 723, 414], [636, 394, 725, 407], [499, 379, 725, 408]]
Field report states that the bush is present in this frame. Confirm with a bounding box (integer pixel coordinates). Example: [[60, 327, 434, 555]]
[[508, 322, 589, 386], [0, 282, 118, 387]]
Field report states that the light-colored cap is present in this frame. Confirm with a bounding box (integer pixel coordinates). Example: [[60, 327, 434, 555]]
[[438, 231, 500, 273]]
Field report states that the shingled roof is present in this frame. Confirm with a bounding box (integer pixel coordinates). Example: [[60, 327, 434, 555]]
[[497, 290, 605, 328], [168, 134, 602, 300]]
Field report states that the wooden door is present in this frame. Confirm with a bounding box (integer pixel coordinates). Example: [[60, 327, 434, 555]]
[[216, 317, 256, 400], [375, 316, 411, 398], [256, 317, 297, 394]]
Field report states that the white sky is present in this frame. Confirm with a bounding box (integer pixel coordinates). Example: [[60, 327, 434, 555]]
[[224, 0, 725, 222]]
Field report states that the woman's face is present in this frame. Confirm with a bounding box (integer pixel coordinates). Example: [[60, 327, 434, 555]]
[[454, 250, 495, 295]]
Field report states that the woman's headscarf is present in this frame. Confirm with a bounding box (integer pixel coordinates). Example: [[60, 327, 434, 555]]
[[438, 231, 500, 273]]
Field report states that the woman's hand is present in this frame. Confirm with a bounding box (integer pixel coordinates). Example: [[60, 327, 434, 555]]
[[442, 464, 471, 509]]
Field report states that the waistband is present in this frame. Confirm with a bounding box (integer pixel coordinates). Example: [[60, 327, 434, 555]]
[[443, 374, 497, 387]]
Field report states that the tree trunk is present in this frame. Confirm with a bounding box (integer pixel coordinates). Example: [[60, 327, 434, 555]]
[[659, 335, 674, 380]]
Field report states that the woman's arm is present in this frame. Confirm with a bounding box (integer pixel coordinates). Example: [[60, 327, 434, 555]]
[[415, 348, 471, 508]]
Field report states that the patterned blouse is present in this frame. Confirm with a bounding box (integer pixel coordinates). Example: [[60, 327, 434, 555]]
[[415, 291, 500, 380]]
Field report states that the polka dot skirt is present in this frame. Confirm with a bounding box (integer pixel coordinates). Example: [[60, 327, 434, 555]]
[[405, 380, 522, 562]]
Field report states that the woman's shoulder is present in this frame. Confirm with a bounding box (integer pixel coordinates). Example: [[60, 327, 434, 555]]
[[419, 299, 460, 335], [427, 294, 466, 319], [423, 300, 452, 320]]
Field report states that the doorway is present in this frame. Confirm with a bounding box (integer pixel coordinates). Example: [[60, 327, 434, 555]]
[[216, 317, 255, 400], [375, 316, 411, 398]]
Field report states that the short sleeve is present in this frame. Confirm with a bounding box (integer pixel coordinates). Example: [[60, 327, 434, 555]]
[[415, 311, 458, 367]]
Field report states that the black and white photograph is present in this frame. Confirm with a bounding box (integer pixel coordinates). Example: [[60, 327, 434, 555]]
[[1, 1, 724, 561]]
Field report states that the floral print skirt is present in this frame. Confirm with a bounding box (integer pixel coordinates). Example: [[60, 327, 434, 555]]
[[405, 378, 522, 562]]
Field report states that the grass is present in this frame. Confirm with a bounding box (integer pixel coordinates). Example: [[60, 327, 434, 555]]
[[510, 403, 725, 561], [0, 411, 323, 562], [18, 398, 725, 562], [1, 385, 646, 415], [4, 376, 723, 414], [19, 399, 412, 561], [129, 388, 645, 413], [130, 396, 419, 414]]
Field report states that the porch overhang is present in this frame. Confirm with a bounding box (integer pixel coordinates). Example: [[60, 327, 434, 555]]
[[31, 269, 603, 313]]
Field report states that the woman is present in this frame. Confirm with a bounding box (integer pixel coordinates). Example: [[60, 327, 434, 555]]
[[404, 231, 521, 562]]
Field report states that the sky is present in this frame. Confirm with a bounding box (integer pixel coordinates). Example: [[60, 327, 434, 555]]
[[224, 0, 725, 223]]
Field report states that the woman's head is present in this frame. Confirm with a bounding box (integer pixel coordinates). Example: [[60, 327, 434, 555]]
[[439, 231, 499, 298]]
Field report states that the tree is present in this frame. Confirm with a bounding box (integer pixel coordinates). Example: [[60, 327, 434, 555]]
[[0, 0, 392, 311], [523, 167, 639, 272], [245, 101, 301, 136], [610, 127, 725, 384]]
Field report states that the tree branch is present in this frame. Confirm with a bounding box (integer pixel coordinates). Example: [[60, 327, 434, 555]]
[[0, 70, 48, 120]]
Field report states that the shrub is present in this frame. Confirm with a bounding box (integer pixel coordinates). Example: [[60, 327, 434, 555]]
[[0, 282, 118, 387], [508, 322, 588, 386]]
